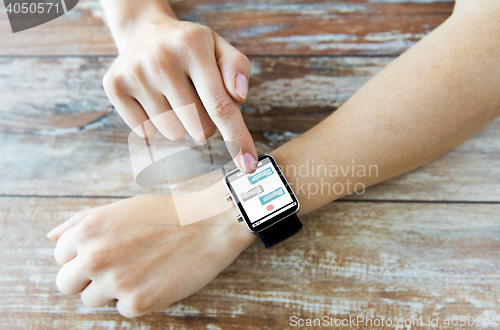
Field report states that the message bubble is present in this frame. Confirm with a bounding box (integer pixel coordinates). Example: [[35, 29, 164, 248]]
[[240, 185, 264, 202], [259, 187, 285, 205], [248, 167, 274, 185]]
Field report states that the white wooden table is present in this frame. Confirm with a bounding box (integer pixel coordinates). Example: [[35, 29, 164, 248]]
[[2, 1, 500, 329]]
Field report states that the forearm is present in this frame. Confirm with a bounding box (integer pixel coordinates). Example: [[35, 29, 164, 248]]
[[214, 3, 500, 245], [272, 4, 500, 216], [99, 0, 177, 52]]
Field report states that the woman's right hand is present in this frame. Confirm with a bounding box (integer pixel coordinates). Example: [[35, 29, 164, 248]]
[[102, 11, 258, 173]]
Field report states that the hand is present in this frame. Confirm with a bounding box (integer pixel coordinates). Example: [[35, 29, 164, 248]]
[[102, 11, 258, 173], [46, 191, 256, 318]]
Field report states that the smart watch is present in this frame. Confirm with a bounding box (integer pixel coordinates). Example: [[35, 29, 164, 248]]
[[224, 154, 302, 248]]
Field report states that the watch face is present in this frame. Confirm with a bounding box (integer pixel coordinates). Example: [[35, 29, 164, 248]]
[[224, 154, 300, 233]]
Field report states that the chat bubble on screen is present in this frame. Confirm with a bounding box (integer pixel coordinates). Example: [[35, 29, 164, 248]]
[[240, 185, 264, 202], [259, 187, 285, 205], [248, 167, 274, 185]]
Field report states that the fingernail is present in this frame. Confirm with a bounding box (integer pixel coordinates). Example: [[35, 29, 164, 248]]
[[239, 152, 257, 173], [235, 73, 248, 100]]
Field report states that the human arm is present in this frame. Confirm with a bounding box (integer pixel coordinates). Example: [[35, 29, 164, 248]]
[[99, 0, 258, 172], [48, 0, 500, 318], [274, 0, 500, 214]]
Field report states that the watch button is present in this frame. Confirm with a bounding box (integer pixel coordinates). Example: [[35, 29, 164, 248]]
[[225, 194, 233, 202], [236, 214, 243, 222]]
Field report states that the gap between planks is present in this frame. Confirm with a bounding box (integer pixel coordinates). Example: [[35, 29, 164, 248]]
[[0, 194, 498, 204], [0, 54, 399, 59]]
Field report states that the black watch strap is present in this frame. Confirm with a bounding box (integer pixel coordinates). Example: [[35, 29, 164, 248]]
[[258, 214, 302, 248]]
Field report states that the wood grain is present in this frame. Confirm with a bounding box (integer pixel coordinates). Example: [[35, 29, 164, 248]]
[[2, 1, 499, 328], [0, 0, 454, 56], [1, 56, 499, 200], [1, 197, 499, 329]]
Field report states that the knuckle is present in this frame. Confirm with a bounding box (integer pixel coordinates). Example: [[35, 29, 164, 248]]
[[210, 92, 237, 120], [102, 71, 127, 99], [79, 245, 106, 276], [117, 301, 138, 318], [75, 215, 101, 243], [130, 291, 153, 315], [119, 292, 153, 318], [109, 271, 126, 290], [80, 294, 91, 307], [53, 235, 70, 265], [80, 289, 100, 308], [56, 266, 81, 295], [72, 209, 88, 219], [109, 271, 134, 295], [237, 52, 251, 69], [55, 271, 68, 294], [173, 25, 211, 54], [81, 296, 99, 308], [126, 64, 146, 84]]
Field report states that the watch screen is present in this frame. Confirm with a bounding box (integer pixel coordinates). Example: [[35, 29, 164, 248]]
[[225, 155, 299, 231]]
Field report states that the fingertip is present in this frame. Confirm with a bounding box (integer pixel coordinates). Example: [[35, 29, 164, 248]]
[[46, 233, 54, 242], [46, 227, 61, 242], [239, 152, 258, 174]]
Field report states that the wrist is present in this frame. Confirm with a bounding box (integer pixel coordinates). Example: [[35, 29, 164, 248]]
[[176, 179, 257, 251], [103, 2, 178, 53], [203, 180, 258, 250]]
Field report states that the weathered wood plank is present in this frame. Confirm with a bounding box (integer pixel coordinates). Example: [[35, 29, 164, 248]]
[[1, 197, 499, 329], [0, 0, 454, 56], [1, 56, 499, 200], [0, 56, 384, 133]]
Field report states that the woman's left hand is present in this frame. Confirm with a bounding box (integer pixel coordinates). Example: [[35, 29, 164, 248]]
[[46, 193, 255, 318]]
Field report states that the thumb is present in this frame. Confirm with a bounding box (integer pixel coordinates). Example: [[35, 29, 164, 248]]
[[214, 33, 251, 103]]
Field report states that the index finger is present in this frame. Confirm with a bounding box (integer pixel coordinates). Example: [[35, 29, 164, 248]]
[[188, 58, 258, 173]]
